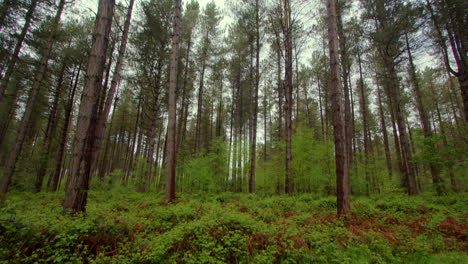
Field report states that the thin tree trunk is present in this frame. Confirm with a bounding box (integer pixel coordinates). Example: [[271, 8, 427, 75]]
[[176, 32, 192, 152], [276, 45, 283, 141], [377, 84, 393, 178], [249, 0, 260, 194], [405, 33, 442, 193], [435, 103, 457, 191], [126, 93, 141, 180], [386, 58, 417, 195], [326, 0, 350, 214], [194, 35, 209, 153], [318, 78, 325, 140], [283, 0, 293, 194], [35, 60, 68, 192], [165, 0, 181, 201], [337, 5, 353, 168], [357, 46, 369, 194], [98, 96, 117, 180], [49, 64, 81, 191], [91, 0, 134, 175]]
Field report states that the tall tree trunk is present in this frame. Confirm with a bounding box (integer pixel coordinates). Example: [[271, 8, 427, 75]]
[[326, 0, 350, 214], [377, 84, 393, 178], [276, 44, 283, 141], [63, 0, 115, 213], [435, 103, 457, 191], [165, 0, 181, 201], [283, 0, 293, 194], [337, 4, 353, 169], [35, 60, 68, 192], [357, 46, 370, 194], [385, 58, 417, 195], [318, 78, 325, 140], [99, 39, 116, 115], [194, 35, 209, 153], [405, 33, 443, 193], [91, 0, 134, 175], [126, 93, 141, 180], [0, 0, 66, 202], [249, 0, 260, 194], [98, 96, 118, 180], [144, 64, 163, 192], [176, 32, 192, 152], [49, 65, 81, 191], [0, 0, 38, 103]]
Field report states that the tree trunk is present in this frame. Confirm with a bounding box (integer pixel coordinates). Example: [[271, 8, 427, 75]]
[[194, 35, 209, 153], [317, 79, 325, 140], [337, 5, 353, 169], [0, 0, 66, 202], [357, 46, 370, 194], [91, 0, 134, 175], [35, 60, 68, 192], [326, 0, 350, 214], [0, 0, 38, 103], [63, 0, 115, 213], [276, 44, 283, 141], [49, 65, 81, 191], [165, 0, 181, 201], [377, 84, 393, 178], [249, 0, 260, 194], [385, 57, 417, 195], [126, 93, 141, 180], [435, 103, 457, 191], [283, 0, 293, 194], [405, 33, 443, 194], [176, 32, 192, 153], [97, 96, 118, 180]]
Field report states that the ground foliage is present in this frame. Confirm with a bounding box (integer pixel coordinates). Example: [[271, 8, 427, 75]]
[[0, 189, 467, 264]]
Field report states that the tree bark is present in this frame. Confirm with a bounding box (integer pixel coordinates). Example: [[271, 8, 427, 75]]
[[376, 84, 393, 179], [357, 46, 370, 194], [282, 0, 293, 194], [91, 0, 134, 177], [49, 65, 81, 191], [35, 60, 68, 192], [63, 0, 115, 213], [326, 0, 350, 214], [276, 42, 283, 141], [165, 0, 181, 201], [176, 31, 192, 153], [405, 33, 443, 194], [337, 4, 353, 169], [249, 0, 260, 194]]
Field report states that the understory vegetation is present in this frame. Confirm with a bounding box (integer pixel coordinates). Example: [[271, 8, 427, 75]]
[[1, 190, 466, 264]]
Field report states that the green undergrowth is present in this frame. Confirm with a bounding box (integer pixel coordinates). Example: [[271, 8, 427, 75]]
[[0, 191, 467, 263]]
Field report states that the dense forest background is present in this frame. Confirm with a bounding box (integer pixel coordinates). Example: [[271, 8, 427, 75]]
[[0, 0, 466, 262], [0, 0, 465, 203]]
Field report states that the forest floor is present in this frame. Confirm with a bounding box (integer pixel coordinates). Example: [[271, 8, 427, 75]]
[[0, 189, 467, 263]]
